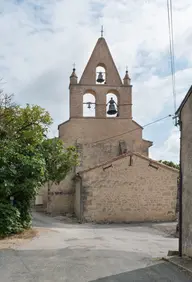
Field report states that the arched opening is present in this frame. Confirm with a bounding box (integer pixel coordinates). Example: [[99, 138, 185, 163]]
[[96, 64, 106, 84], [106, 93, 118, 118], [83, 93, 96, 117]]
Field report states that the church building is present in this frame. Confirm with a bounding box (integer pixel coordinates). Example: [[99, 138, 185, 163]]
[[40, 35, 178, 223]]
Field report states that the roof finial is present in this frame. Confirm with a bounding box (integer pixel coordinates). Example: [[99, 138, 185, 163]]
[[101, 25, 104, 37], [70, 64, 78, 84], [123, 66, 131, 85]]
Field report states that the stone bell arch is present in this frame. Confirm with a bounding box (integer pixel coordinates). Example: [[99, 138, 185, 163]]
[[69, 37, 132, 119], [59, 34, 152, 155]]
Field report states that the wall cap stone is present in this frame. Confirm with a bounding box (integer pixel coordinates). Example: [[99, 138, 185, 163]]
[[58, 118, 144, 131]]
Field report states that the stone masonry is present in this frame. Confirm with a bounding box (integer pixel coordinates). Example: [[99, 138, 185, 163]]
[[75, 153, 178, 223], [176, 85, 192, 257], [37, 36, 179, 219]]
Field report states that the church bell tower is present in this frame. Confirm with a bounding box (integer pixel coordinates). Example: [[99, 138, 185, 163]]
[[58, 33, 152, 169], [69, 35, 132, 120]]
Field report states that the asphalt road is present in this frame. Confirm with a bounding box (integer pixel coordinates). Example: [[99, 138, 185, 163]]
[[0, 212, 191, 282]]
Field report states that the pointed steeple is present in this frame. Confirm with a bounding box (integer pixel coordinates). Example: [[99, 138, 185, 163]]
[[79, 37, 122, 86], [123, 68, 131, 86], [70, 66, 78, 84]]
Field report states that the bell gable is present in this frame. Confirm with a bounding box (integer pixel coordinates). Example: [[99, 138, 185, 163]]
[[79, 37, 122, 86]]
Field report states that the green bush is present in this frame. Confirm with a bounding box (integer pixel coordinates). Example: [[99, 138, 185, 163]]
[[0, 93, 78, 237], [15, 200, 32, 229], [0, 202, 23, 238]]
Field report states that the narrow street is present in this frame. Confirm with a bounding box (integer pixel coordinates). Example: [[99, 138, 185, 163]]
[[0, 212, 191, 282]]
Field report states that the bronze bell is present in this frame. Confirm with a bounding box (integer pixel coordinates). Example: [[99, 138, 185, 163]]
[[107, 97, 117, 115], [96, 72, 104, 83]]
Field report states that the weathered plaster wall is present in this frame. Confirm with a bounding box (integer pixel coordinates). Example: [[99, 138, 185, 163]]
[[181, 93, 192, 257]]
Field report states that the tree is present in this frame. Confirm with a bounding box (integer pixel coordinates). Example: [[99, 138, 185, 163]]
[[42, 138, 77, 184], [159, 160, 179, 170], [0, 92, 78, 237]]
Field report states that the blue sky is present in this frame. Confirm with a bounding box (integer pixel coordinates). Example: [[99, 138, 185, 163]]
[[1, 0, 192, 163]]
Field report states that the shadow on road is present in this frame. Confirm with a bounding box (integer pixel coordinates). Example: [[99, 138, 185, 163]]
[[90, 261, 192, 282], [1, 247, 188, 281]]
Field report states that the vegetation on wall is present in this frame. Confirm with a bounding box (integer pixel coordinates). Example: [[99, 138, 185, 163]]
[[0, 91, 78, 237]]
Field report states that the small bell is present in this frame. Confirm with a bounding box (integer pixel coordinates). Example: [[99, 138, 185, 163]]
[[96, 72, 104, 83], [87, 102, 91, 109], [107, 97, 117, 115]]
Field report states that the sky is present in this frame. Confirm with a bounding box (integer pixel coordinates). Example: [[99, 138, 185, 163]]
[[0, 0, 192, 163]]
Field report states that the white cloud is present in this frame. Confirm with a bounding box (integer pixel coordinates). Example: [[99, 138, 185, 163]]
[[133, 67, 192, 124], [0, 0, 192, 161], [150, 127, 180, 163]]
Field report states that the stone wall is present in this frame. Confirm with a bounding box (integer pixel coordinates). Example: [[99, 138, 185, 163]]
[[79, 38, 123, 86], [46, 173, 75, 215], [76, 139, 150, 171], [38, 115, 152, 215], [69, 84, 132, 119], [180, 92, 192, 257], [37, 36, 156, 216], [37, 131, 151, 215], [39, 183, 48, 209], [44, 116, 151, 215], [59, 118, 142, 144], [59, 118, 152, 168], [77, 154, 178, 223]]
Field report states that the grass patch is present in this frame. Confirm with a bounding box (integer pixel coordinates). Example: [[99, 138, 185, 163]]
[[0, 228, 38, 241], [0, 228, 39, 250]]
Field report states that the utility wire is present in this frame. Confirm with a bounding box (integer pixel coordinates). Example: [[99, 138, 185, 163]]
[[170, 0, 176, 112], [167, 0, 176, 113], [54, 2, 176, 144], [84, 114, 172, 145]]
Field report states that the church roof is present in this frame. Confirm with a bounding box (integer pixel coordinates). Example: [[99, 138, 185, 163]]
[[175, 85, 192, 116], [76, 152, 179, 176]]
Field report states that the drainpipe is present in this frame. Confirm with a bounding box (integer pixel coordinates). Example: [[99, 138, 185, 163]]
[[79, 174, 83, 223], [179, 119, 183, 257], [76, 173, 83, 223]]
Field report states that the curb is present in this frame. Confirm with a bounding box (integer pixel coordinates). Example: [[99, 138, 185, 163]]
[[162, 257, 192, 275]]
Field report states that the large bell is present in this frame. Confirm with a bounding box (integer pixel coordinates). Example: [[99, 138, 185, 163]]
[[107, 97, 117, 115], [96, 72, 104, 83]]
